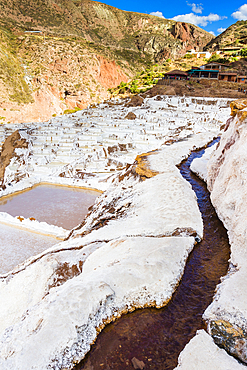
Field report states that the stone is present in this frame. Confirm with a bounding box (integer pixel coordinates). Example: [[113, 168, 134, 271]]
[[210, 320, 247, 364], [131, 357, 145, 369], [125, 112, 136, 120]]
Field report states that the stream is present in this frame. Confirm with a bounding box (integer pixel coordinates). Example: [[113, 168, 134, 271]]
[[74, 140, 230, 370]]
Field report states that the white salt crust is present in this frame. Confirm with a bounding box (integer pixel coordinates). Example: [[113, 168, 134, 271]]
[[175, 330, 246, 370], [0, 96, 232, 369], [203, 113, 247, 330], [179, 110, 247, 369]]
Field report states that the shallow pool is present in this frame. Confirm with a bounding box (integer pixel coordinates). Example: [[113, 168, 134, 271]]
[[0, 185, 100, 230]]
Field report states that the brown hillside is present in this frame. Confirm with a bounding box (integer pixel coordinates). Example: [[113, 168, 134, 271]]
[[0, 0, 214, 123]]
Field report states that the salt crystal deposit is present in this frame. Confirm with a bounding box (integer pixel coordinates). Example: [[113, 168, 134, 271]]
[[0, 95, 233, 369], [174, 329, 246, 370]]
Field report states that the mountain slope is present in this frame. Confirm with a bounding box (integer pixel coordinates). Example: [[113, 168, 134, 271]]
[[0, 0, 213, 61], [205, 21, 247, 51], [0, 0, 214, 123]]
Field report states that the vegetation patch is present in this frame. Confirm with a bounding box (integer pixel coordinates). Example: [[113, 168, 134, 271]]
[[0, 25, 33, 104], [63, 107, 81, 115]]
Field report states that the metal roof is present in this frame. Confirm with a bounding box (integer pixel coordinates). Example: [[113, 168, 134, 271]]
[[188, 69, 219, 73]]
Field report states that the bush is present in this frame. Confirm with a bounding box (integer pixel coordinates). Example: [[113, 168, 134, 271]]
[[184, 53, 194, 59], [207, 54, 229, 64], [63, 107, 81, 115], [241, 48, 247, 57]]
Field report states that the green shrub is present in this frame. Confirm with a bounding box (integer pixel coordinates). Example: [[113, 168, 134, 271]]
[[184, 53, 194, 59], [63, 107, 81, 114], [241, 48, 247, 57], [207, 54, 229, 64]]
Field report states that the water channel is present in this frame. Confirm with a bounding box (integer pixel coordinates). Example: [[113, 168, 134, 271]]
[[74, 140, 231, 370]]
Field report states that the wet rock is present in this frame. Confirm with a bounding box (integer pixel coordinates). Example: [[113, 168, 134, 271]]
[[210, 320, 247, 364], [131, 357, 145, 369], [125, 112, 136, 120]]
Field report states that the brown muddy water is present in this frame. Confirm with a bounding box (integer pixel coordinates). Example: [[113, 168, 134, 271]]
[[74, 140, 231, 370], [0, 185, 100, 230]]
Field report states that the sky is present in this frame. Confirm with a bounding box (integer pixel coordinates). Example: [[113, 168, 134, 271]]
[[93, 0, 247, 36]]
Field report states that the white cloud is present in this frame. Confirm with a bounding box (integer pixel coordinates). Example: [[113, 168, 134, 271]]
[[217, 27, 226, 33], [171, 13, 226, 27], [187, 2, 203, 14], [209, 31, 215, 36], [150, 11, 165, 18], [232, 4, 247, 20]]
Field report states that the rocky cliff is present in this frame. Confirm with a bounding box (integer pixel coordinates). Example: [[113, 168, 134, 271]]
[[0, 0, 213, 123]]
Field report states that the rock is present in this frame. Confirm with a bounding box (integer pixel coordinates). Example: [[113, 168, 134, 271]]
[[156, 95, 163, 100], [171, 22, 192, 42], [230, 99, 247, 119], [0, 130, 29, 186], [210, 320, 247, 364], [125, 112, 136, 120], [131, 357, 145, 369], [125, 95, 144, 107]]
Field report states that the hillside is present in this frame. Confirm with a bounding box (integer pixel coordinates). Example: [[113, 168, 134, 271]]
[[0, 0, 214, 123], [0, 0, 213, 60], [205, 20, 247, 51]]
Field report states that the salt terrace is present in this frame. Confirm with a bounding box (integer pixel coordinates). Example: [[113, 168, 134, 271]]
[[0, 96, 231, 194], [1, 94, 243, 370]]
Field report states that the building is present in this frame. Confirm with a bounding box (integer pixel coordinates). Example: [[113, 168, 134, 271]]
[[163, 70, 188, 80], [187, 62, 242, 82], [200, 62, 230, 71], [187, 68, 219, 79], [186, 50, 212, 59], [237, 76, 247, 83], [218, 72, 237, 82]]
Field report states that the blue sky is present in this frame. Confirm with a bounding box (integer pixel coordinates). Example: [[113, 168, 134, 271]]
[[94, 0, 247, 36]]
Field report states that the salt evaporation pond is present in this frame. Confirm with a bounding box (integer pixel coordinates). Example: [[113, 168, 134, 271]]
[[0, 185, 100, 230], [75, 141, 230, 370], [0, 223, 58, 275]]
